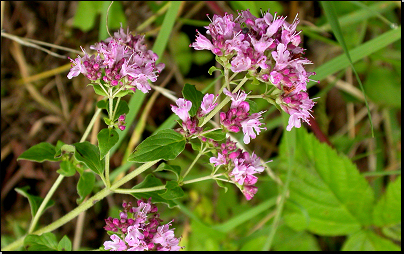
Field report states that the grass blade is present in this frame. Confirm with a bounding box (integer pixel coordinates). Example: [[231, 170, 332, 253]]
[[321, 2, 375, 136]]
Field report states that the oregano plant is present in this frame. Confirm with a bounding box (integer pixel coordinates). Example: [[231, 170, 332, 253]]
[[3, 3, 400, 252]]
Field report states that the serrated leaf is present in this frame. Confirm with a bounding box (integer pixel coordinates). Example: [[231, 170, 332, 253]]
[[202, 129, 226, 141], [154, 162, 182, 181], [57, 161, 76, 177], [341, 230, 401, 251], [24, 232, 58, 251], [76, 171, 95, 204], [182, 83, 204, 117], [73, 141, 105, 176], [373, 176, 401, 227], [281, 127, 374, 236], [158, 181, 185, 200], [57, 235, 72, 251], [15, 186, 54, 218], [131, 174, 177, 208], [17, 142, 60, 162], [128, 129, 186, 163], [97, 128, 119, 160]]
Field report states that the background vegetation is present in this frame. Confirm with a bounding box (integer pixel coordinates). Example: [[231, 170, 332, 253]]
[[1, 1, 401, 251]]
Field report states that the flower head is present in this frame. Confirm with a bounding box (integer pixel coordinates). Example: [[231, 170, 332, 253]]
[[68, 26, 165, 94], [103, 199, 183, 251]]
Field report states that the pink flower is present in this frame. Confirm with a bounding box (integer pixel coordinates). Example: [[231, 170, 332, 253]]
[[171, 98, 192, 122], [199, 93, 218, 117], [240, 111, 267, 144], [125, 226, 148, 251], [104, 234, 127, 251], [223, 88, 248, 109], [242, 185, 258, 201], [210, 152, 227, 167], [190, 32, 214, 51], [279, 91, 315, 131], [152, 221, 182, 251]]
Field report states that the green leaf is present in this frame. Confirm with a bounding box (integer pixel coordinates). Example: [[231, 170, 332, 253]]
[[382, 223, 401, 242], [57, 161, 76, 177], [193, 51, 214, 66], [114, 89, 130, 98], [373, 176, 401, 227], [189, 138, 202, 151], [73, 141, 105, 176], [215, 179, 228, 193], [281, 127, 375, 236], [271, 224, 321, 251], [72, 2, 100, 32], [182, 83, 204, 117], [128, 129, 186, 163], [364, 65, 401, 108], [15, 186, 54, 218], [96, 99, 108, 109], [76, 170, 96, 204], [213, 197, 277, 233], [154, 162, 182, 181], [57, 235, 72, 251], [97, 128, 119, 160], [342, 230, 401, 251], [24, 232, 58, 251], [17, 142, 60, 163], [54, 144, 75, 158], [202, 129, 226, 141], [131, 174, 177, 208], [208, 66, 223, 75], [112, 100, 129, 122], [88, 84, 108, 97], [245, 99, 258, 114], [159, 181, 185, 200]]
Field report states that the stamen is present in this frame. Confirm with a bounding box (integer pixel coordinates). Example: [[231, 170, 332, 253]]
[[206, 14, 213, 23]]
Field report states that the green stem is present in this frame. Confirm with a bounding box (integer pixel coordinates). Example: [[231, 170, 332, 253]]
[[110, 160, 160, 190], [3, 160, 160, 251], [26, 107, 102, 235], [114, 173, 224, 194], [199, 75, 250, 127], [180, 149, 205, 182], [27, 174, 64, 233]]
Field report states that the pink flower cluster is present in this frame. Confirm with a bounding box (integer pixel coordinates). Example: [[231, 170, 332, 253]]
[[220, 88, 266, 144], [68, 26, 165, 94], [210, 139, 264, 200], [103, 199, 182, 251], [190, 10, 317, 131], [171, 93, 218, 137]]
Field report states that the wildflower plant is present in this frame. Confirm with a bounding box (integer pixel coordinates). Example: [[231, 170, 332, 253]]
[[7, 7, 320, 252]]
